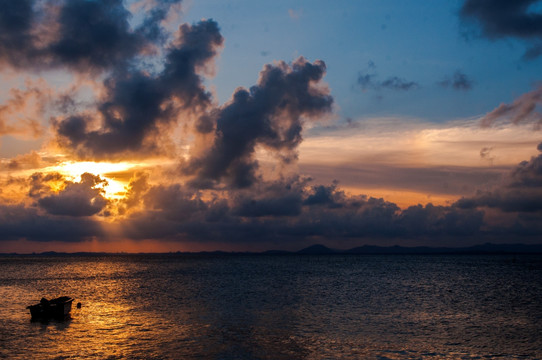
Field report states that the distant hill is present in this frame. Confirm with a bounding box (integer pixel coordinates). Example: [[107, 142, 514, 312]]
[[295, 243, 542, 255], [296, 244, 338, 255], [1, 243, 542, 256]]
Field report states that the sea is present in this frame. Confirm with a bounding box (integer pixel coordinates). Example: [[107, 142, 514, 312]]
[[0, 253, 541, 359]]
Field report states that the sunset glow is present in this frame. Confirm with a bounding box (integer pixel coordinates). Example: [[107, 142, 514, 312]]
[[0, 0, 541, 253], [44, 161, 138, 199]]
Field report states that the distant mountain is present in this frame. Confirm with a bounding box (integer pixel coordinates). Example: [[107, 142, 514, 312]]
[[296, 244, 338, 255], [295, 243, 542, 255], [464, 243, 542, 254], [345, 243, 542, 254], [1, 243, 542, 256]]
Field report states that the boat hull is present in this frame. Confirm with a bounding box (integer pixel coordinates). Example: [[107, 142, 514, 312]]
[[27, 297, 74, 320]]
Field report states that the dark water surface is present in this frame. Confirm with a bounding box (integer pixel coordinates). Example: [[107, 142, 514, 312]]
[[0, 254, 541, 359]]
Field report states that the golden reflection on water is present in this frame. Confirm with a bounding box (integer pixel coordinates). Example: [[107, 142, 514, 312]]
[[0, 257, 196, 359], [1, 255, 541, 359]]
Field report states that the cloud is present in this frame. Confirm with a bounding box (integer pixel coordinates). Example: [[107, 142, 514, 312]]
[[54, 19, 223, 159], [357, 62, 419, 91], [357, 73, 377, 91], [480, 85, 542, 127], [288, 9, 302, 20], [116, 152, 542, 245], [114, 177, 487, 245], [0, 172, 108, 241], [460, 0, 542, 59], [479, 146, 495, 164], [456, 142, 542, 214], [438, 70, 474, 91], [379, 77, 419, 91], [184, 57, 333, 188], [2, 151, 42, 171], [0, 0, 37, 69], [0, 82, 51, 138], [2, 150, 541, 246], [31, 172, 109, 216], [136, 0, 184, 44], [48, 0, 144, 71], [0, 0, 182, 72], [118, 172, 150, 213], [0, 204, 105, 242], [232, 179, 307, 217]]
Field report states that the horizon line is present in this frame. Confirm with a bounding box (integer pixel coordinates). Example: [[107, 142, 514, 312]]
[[2, 242, 542, 256]]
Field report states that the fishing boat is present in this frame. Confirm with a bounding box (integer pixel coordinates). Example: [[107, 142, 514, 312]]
[[27, 296, 74, 320]]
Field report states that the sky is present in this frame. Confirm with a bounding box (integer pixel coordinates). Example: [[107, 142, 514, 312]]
[[0, 0, 542, 253]]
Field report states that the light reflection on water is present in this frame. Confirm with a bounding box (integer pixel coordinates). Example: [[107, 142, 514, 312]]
[[0, 254, 541, 359]]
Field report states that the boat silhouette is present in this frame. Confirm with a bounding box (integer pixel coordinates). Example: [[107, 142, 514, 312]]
[[27, 296, 74, 320]]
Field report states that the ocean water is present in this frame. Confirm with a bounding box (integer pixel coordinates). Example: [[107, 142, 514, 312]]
[[0, 254, 541, 359]]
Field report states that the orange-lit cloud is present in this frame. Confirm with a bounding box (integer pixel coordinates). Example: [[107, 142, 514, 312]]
[[299, 118, 541, 206]]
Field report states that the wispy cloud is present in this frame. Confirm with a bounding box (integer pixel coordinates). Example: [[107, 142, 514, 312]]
[[438, 70, 474, 91], [357, 61, 419, 91], [480, 85, 542, 127], [288, 8, 302, 20]]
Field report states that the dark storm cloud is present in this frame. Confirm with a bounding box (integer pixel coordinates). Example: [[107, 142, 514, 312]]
[[438, 70, 474, 91], [4, 164, 541, 245], [480, 85, 542, 127], [456, 143, 542, 213], [162, 20, 223, 108], [232, 179, 307, 217], [55, 19, 223, 158], [116, 177, 487, 244], [0, 0, 182, 71], [509, 147, 542, 188], [48, 0, 142, 71], [113, 154, 542, 244], [4, 168, 527, 245], [303, 182, 342, 207], [184, 57, 333, 188], [0, 0, 37, 68], [0, 204, 104, 242], [461, 0, 542, 39], [0, 172, 108, 241], [137, 0, 183, 44], [460, 0, 542, 59], [233, 194, 302, 217], [143, 183, 208, 221]]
